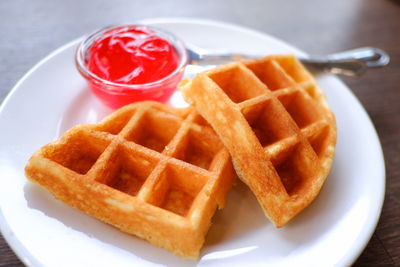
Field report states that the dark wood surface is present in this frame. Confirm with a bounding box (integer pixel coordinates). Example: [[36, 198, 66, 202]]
[[1, 0, 399, 266]]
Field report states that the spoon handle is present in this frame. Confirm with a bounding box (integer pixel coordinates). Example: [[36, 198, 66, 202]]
[[300, 47, 390, 76], [187, 46, 390, 77]]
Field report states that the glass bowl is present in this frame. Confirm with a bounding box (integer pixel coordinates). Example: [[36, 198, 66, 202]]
[[75, 25, 188, 109]]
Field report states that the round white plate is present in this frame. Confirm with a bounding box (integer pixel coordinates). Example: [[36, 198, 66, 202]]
[[0, 18, 385, 267]]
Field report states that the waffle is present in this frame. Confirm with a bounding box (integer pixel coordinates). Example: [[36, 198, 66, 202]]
[[179, 54, 336, 228], [25, 101, 236, 259]]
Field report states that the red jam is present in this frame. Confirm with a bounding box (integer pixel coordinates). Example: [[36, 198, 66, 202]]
[[88, 26, 179, 85], [82, 25, 184, 109]]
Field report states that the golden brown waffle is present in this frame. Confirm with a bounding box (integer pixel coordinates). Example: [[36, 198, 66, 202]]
[[179, 54, 336, 228], [25, 101, 236, 259]]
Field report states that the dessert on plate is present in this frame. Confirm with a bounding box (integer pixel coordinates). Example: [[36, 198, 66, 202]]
[[25, 101, 236, 258], [179, 54, 336, 227]]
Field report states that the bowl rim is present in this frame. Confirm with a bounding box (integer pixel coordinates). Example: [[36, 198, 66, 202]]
[[75, 24, 188, 91]]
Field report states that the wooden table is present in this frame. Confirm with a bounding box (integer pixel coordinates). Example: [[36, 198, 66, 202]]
[[1, 0, 399, 265]]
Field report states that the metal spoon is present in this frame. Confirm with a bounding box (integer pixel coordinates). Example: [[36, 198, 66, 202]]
[[186, 45, 390, 76]]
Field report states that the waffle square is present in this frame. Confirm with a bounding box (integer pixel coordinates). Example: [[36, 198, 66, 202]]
[[25, 101, 236, 258], [179, 54, 336, 227]]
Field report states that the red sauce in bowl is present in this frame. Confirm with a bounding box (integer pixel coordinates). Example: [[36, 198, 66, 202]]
[[76, 25, 187, 109], [88, 26, 179, 85]]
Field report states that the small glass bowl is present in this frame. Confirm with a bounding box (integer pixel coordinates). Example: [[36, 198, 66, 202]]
[[75, 25, 188, 109]]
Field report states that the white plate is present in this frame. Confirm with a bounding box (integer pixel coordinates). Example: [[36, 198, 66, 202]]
[[0, 18, 385, 267]]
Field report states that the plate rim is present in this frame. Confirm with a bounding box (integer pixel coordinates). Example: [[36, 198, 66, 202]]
[[0, 17, 386, 267]]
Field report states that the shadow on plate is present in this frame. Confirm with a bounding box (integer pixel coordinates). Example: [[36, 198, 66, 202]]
[[203, 161, 359, 263]]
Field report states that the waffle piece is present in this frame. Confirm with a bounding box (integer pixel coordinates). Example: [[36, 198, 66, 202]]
[[25, 101, 236, 259], [179, 54, 336, 228]]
